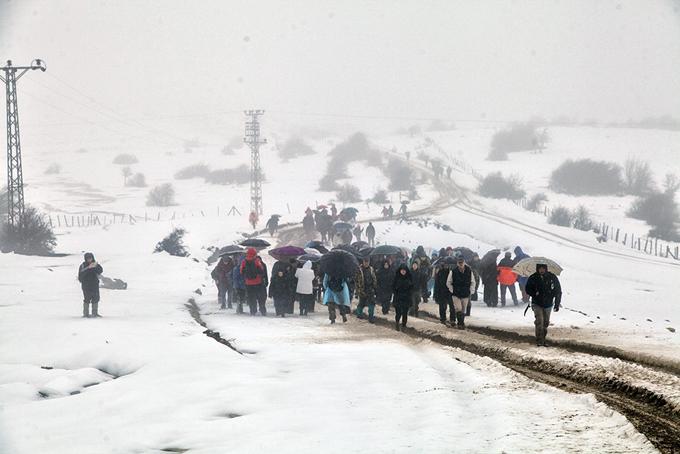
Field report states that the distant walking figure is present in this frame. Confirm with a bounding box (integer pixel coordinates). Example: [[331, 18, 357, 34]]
[[78, 252, 103, 318]]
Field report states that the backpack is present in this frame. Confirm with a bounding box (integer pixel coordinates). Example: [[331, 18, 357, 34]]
[[244, 259, 260, 280], [327, 276, 344, 293]]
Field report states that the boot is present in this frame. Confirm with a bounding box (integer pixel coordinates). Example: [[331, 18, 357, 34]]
[[92, 303, 101, 318], [341, 313, 347, 323], [82, 302, 90, 318], [459, 312, 466, 330], [395, 321, 400, 331], [454, 312, 463, 329]]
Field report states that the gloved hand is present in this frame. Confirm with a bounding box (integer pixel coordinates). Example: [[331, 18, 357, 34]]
[[554, 303, 560, 312]]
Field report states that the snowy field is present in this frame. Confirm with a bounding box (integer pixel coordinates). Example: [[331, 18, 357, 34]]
[[1, 125, 679, 452]]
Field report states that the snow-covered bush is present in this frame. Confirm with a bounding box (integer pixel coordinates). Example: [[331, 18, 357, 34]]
[[279, 137, 315, 161], [385, 159, 413, 191], [490, 123, 541, 154], [478, 172, 525, 200], [127, 172, 146, 188], [548, 206, 573, 227], [146, 183, 175, 206], [204, 165, 249, 185], [526, 192, 548, 212], [154, 228, 188, 257], [44, 163, 61, 175], [336, 184, 361, 203], [175, 164, 210, 180], [628, 188, 680, 241], [550, 159, 622, 195], [623, 159, 654, 196], [372, 189, 389, 204], [572, 205, 594, 231], [112, 153, 139, 165], [0, 206, 56, 255]]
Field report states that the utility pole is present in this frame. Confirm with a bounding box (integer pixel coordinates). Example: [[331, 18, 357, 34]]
[[0, 59, 47, 228], [243, 110, 266, 216]]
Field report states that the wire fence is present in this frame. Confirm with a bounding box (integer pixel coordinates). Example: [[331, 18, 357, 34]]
[[511, 198, 680, 260], [44, 205, 245, 229]]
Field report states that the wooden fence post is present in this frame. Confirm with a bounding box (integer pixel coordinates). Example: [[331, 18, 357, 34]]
[[622, 232, 627, 246], [615, 228, 620, 242]]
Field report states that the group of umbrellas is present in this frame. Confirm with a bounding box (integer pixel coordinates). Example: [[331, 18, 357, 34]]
[[220, 238, 563, 279]]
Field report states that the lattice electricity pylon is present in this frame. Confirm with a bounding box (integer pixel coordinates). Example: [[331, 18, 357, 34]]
[[0, 59, 46, 228], [243, 110, 266, 216]]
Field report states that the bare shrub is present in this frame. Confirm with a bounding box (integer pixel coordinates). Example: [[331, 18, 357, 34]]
[[372, 188, 389, 204], [623, 159, 654, 196], [127, 173, 147, 187], [478, 172, 525, 200], [0, 206, 56, 255], [113, 153, 138, 165], [548, 206, 573, 227], [280, 137, 315, 161], [526, 193, 548, 212], [336, 184, 362, 203], [572, 205, 594, 231], [204, 165, 249, 185], [175, 164, 210, 180], [628, 189, 680, 241], [550, 159, 622, 195], [146, 183, 175, 206]]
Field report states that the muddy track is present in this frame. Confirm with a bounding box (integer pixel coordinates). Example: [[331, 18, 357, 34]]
[[362, 313, 680, 453]]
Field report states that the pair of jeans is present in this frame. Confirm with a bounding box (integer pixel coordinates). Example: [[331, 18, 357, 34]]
[[500, 284, 518, 306], [327, 302, 349, 321], [355, 296, 375, 319], [532, 304, 552, 343]]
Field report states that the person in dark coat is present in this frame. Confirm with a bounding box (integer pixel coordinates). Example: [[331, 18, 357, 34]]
[[375, 259, 394, 315], [514, 246, 531, 303], [78, 252, 103, 318], [413, 246, 432, 303], [353, 224, 363, 242], [231, 255, 246, 314], [354, 258, 377, 323], [211, 255, 235, 309], [340, 229, 353, 246], [266, 215, 279, 236], [240, 248, 268, 316], [269, 260, 294, 317], [433, 263, 453, 324], [392, 264, 414, 331], [365, 222, 376, 247], [302, 212, 315, 237], [408, 260, 423, 316], [525, 264, 562, 346]]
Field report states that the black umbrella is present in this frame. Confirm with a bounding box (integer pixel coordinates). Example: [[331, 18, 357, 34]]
[[452, 247, 476, 264], [433, 256, 457, 266], [333, 221, 353, 231], [320, 249, 359, 279], [219, 245, 245, 256], [370, 245, 402, 256], [332, 244, 360, 257], [351, 240, 369, 250], [240, 238, 271, 249], [357, 247, 374, 258], [305, 240, 329, 254], [480, 249, 501, 268], [298, 253, 321, 263]]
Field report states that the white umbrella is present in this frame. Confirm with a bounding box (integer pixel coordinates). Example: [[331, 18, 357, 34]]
[[512, 257, 563, 277]]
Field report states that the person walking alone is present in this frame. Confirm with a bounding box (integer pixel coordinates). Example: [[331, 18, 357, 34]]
[[392, 264, 414, 331], [78, 252, 103, 318], [525, 264, 562, 346]]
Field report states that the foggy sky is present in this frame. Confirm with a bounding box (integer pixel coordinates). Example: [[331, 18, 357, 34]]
[[1, 0, 680, 144]]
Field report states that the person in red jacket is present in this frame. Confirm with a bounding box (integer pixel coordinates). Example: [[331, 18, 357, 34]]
[[497, 252, 519, 306], [240, 248, 268, 315]]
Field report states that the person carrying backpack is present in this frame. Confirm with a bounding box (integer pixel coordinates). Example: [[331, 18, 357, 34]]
[[211, 255, 235, 309], [240, 247, 268, 316], [322, 273, 350, 324]]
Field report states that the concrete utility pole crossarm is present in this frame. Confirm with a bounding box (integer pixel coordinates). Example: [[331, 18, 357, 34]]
[[0, 59, 47, 228]]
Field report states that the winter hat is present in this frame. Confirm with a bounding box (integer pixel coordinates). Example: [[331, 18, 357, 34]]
[[536, 263, 548, 272], [505, 251, 512, 258], [246, 248, 257, 260]]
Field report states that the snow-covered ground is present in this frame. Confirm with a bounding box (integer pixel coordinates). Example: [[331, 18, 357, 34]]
[[2, 125, 679, 452]]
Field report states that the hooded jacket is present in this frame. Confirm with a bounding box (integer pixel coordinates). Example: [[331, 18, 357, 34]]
[[268, 261, 294, 299], [513, 246, 530, 287], [355, 264, 377, 299], [240, 248, 266, 286], [211, 257, 235, 285], [295, 261, 315, 295], [525, 266, 562, 308], [392, 264, 414, 309], [375, 261, 394, 300], [78, 252, 103, 291], [322, 274, 350, 306], [433, 266, 452, 303], [232, 258, 246, 290]]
